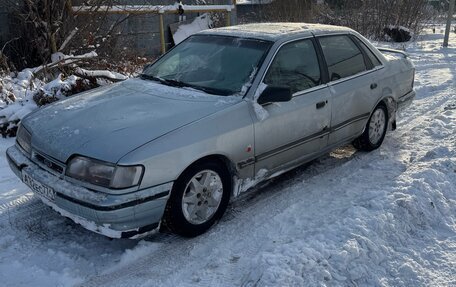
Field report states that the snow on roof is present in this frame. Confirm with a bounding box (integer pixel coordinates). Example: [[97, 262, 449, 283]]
[[201, 23, 351, 41], [236, 0, 275, 5]]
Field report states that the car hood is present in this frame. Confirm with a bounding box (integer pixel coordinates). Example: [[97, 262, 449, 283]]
[[22, 78, 241, 163]]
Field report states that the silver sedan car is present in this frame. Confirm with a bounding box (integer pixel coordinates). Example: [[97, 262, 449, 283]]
[[6, 23, 415, 238]]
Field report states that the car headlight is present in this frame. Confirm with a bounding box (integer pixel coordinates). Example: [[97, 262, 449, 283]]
[[16, 124, 32, 155], [66, 156, 144, 189]]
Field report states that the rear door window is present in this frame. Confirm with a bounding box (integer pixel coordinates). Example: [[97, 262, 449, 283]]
[[318, 35, 367, 81]]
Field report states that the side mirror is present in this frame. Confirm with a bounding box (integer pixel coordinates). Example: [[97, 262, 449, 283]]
[[257, 86, 292, 105]]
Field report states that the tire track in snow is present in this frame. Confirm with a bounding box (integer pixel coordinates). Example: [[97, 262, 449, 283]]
[[0, 193, 36, 215]]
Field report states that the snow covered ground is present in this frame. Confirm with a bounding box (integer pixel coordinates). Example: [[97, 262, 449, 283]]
[[0, 26, 455, 287]]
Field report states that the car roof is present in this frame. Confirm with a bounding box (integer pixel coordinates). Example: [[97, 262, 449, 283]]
[[199, 23, 353, 41]]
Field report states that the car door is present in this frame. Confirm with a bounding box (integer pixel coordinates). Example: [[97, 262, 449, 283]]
[[253, 38, 332, 174], [350, 34, 387, 109], [317, 34, 379, 146]]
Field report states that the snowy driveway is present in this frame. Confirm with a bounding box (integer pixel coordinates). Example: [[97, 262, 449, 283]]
[[0, 27, 455, 287]]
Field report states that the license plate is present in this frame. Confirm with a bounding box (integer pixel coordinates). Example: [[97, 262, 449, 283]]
[[22, 171, 56, 201]]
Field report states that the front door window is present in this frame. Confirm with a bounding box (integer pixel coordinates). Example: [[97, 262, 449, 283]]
[[264, 39, 322, 94]]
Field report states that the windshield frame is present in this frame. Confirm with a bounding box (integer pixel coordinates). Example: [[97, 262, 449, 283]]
[[140, 34, 274, 97]]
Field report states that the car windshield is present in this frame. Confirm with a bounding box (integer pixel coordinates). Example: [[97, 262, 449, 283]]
[[141, 35, 272, 96]]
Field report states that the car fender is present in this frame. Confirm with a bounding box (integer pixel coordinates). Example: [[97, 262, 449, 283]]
[[117, 100, 256, 190]]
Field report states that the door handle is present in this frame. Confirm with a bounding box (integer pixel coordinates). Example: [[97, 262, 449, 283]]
[[316, 101, 327, 109], [370, 83, 378, 89]]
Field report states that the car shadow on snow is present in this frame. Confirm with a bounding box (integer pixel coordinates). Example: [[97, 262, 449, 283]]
[[223, 144, 359, 218]]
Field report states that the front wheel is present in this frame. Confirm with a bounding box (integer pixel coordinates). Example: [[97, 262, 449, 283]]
[[162, 161, 231, 237], [353, 103, 388, 151]]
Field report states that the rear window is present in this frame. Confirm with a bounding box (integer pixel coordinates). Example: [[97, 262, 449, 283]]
[[352, 36, 382, 67], [319, 35, 367, 81]]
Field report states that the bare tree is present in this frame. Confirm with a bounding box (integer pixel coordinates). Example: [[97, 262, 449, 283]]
[[6, 0, 76, 68], [314, 0, 437, 39], [2, 0, 136, 71], [261, 0, 313, 22], [239, 0, 436, 40]]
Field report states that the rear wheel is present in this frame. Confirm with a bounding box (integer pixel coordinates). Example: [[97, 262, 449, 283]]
[[353, 103, 388, 151], [162, 161, 231, 237]]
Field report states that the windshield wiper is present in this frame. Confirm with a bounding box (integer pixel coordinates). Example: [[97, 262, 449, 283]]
[[139, 74, 231, 96], [139, 74, 186, 88], [139, 74, 158, 81], [183, 84, 231, 96], [161, 78, 187, 88]]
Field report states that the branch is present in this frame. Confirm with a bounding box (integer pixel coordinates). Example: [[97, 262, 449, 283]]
[[73, 67, 127, 82], [58, 27, 79, 51], [32, 51, 98, 76], [1, 37, 20, 55]]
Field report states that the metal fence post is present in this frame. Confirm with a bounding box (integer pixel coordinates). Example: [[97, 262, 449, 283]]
[[443, 0, 455, 47], [226, 10, 231, 26], [159, 11, 166, 54]]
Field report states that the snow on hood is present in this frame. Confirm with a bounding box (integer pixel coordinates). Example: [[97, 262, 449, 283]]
[[21, 78, 241, 164]]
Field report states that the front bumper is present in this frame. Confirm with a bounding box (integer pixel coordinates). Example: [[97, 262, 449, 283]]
[[6, 145, 172, 239]]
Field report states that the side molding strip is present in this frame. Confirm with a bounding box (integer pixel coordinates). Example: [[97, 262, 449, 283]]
[[237, 112, 371, 168]]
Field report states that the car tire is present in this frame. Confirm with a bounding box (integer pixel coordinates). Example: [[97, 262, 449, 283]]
[[353, 103, 388, 151], [162, 160, 231, 237]]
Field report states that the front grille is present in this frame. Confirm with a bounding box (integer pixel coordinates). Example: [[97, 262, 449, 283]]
[[33, 152, 64, 174]]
